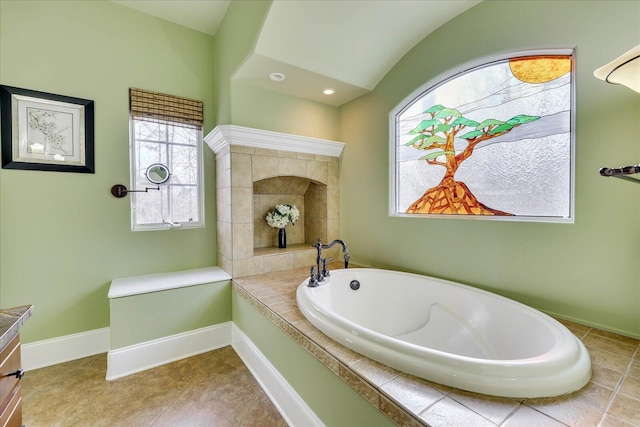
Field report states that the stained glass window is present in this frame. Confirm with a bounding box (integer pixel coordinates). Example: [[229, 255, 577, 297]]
[[391, 50, 574, 222]]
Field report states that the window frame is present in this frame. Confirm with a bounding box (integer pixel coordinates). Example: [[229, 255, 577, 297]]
[[389, 48, 576, 223], [129, 117, 204, 231]]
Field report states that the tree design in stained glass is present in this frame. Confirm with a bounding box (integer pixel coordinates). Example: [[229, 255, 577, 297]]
[[395, 54, 573, 219]]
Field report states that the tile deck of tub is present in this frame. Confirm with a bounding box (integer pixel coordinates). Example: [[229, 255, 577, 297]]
[[232, 265, 640, 427]]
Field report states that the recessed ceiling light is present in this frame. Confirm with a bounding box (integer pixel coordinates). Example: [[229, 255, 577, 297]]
[[269, 72, 286, 82], [323, 89, 335, 95]]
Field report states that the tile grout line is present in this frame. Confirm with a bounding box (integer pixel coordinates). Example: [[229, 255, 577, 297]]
[[597, 343, 639, 426], [518, 404, 572, 427], [497, 402, 525, 427], [148, 385, 190, 427], [416, 392, 447, 419]]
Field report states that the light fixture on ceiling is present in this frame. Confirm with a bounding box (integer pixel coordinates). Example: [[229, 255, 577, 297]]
[[269, 72, 286, 82], [594, 44, 640, 93], [594, 43, 640, 184], [323, 89, 335, 95]]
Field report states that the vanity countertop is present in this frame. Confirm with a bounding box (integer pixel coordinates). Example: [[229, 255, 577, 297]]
[[0, 305, 33, 350]]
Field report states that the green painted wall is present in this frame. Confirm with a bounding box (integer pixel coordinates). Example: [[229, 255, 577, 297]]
[[231, 82, 340, 141], [233, 293, 394, 427], [0, 1, 218, 343], [213, 0, 271, 126], [339, 0, 640, 337], [110, 281, 231, 349]]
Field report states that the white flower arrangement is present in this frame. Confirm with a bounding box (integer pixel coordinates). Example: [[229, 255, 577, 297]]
[[265, 204, 299, 229]]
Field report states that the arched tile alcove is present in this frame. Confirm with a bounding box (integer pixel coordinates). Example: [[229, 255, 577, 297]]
[[254, 176, 327, 249]]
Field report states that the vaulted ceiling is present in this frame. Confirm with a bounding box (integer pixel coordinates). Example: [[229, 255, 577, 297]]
[[112, 0, 481, 106]]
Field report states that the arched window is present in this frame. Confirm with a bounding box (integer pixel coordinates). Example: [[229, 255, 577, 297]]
[[390, 50, 574, 222]]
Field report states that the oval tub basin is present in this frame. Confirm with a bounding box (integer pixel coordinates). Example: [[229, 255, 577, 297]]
[[296, 268, 591, 398]]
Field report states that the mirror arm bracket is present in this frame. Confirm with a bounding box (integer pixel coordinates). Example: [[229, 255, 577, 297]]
[[110, 184, 160, 198], [111, 164, 170, 198]]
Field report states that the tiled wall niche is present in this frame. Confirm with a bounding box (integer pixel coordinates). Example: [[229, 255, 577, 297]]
[[206, 125, 345, 278], [253, 176, 328, 249]]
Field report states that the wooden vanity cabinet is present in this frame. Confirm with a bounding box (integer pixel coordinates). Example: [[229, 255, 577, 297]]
[[0, 334, 22, 427]]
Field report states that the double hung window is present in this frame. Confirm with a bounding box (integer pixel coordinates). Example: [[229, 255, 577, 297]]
[[129, 88, 204, 230]]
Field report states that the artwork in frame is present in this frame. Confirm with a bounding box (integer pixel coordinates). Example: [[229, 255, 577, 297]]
[[0, 85, 94, 173], [390, 49, 575, 222]]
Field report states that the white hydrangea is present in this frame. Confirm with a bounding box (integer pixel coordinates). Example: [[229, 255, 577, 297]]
[[265, 204, 300, 228]]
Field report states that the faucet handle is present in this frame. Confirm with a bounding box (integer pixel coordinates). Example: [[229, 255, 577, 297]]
[[322, 257, 333, 277], [308, 266, 319, 287]]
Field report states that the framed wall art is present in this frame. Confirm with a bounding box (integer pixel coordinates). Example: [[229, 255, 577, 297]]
[[0, 85, 94, 173], [390, 49, 575, 222]]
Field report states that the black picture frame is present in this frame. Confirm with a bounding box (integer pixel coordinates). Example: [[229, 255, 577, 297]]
[[0, 85, 94, 173]]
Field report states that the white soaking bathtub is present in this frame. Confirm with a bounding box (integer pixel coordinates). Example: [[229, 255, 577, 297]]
[[296, 268, 591, 398]]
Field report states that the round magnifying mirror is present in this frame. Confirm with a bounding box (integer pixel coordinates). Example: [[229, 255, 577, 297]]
[[145, 163, 171, 185]]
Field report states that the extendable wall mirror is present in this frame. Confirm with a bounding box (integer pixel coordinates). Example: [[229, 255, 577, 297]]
[[111, 163, 171, 198], [145, 163, 171, 185]]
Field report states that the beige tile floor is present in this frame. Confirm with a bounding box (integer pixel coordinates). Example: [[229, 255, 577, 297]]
[[19, 324, 640, 427], [21, 346, 287, 427]]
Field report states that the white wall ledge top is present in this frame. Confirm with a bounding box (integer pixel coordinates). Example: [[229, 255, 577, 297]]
[[205, 125, 345, 157], [108, 267, 232, 299]]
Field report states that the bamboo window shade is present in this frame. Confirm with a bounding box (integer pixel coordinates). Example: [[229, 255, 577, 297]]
[[130, 88, 203, 129]]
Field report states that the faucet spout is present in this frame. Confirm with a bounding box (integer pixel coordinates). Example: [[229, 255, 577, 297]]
[[310, 238, 349, 286], [322, 239, 349, 269]]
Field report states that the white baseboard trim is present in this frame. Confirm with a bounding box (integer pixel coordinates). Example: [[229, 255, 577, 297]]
[[22, 327, 110, 371], [22, 323, 320, 426], [231, 324, 324, 427], [106, 322, 232, 381]]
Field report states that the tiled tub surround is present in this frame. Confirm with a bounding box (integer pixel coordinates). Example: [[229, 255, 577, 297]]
[[233, 266, 640, 427], [206, 125, 345, 278]]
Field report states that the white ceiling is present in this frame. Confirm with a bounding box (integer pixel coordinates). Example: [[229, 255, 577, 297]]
[[111, 0, 232, 36], [112, 0, 481, 106]]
